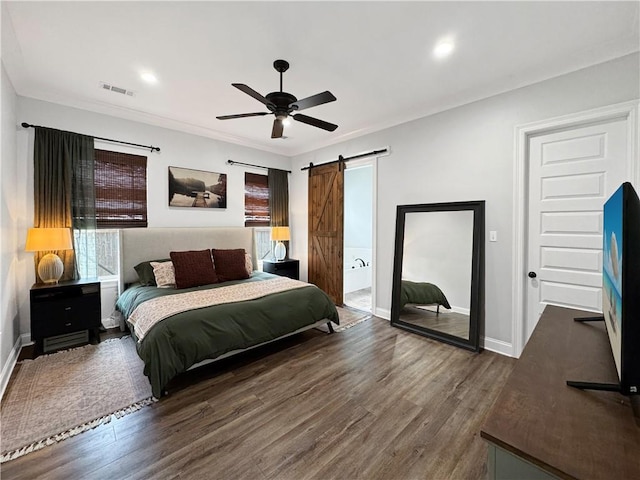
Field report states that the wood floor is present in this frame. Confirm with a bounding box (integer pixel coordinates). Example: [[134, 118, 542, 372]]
[[1, 316, 514, 480], [399, 306, 471, 340]]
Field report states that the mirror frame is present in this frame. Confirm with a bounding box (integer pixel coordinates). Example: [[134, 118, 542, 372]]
[[390, 200, 485, 352]]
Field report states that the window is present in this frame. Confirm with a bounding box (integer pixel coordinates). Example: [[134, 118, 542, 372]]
[[75, 149, 147, 280], [95, 149, 148, 228], [74, 229, 119, 280], [254, 227, 274, 268], [244, 172, 270, 226]]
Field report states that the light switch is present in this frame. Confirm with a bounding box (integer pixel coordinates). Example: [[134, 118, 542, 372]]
[[490, 231, 498, 242]]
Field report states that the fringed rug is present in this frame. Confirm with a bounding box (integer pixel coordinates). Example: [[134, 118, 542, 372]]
[[335, 306, 372, 332], [1, 336, 154, 463]]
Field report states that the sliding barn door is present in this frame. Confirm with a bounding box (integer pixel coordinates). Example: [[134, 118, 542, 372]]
[[308, 161, 344, 305]]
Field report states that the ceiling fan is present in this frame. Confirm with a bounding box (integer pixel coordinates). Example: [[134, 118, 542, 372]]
[[216, 59, 338, 139]]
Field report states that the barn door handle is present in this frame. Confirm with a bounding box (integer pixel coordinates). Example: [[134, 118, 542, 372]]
[[528, 271, 537, 278]]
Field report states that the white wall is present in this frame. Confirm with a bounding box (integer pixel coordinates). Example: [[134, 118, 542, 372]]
[[289, 53, 640, 354], [1, 63, 21, 397], [344, 166, 373, 249], [15, 98, 290, 336]]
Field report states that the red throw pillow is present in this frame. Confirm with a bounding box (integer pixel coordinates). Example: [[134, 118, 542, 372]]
[[212, 249, 250, 282], [169, 250, 218, 289]]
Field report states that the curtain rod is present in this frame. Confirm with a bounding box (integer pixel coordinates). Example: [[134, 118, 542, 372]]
[[226, 159, 291, 173], [21, 122, 161, 153], [300, 148, 388, 171]]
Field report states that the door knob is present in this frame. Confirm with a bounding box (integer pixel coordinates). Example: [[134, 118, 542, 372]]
[[528, 271, 537, 278]]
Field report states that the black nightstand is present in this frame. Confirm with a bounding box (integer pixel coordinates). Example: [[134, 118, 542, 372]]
[[30, 278, 102, 355], [263, 259, 300, 280]]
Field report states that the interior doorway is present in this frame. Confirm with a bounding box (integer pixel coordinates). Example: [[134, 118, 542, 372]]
[[343, 160, 375, 312], [513, 100, 639, 357]]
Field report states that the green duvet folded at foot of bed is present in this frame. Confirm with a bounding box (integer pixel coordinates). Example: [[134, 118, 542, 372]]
[[400, 280, 451, 310]]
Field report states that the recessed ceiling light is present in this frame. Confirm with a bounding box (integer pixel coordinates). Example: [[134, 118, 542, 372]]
[[140, 72, 158, 84], [433, 40, 455, 59]]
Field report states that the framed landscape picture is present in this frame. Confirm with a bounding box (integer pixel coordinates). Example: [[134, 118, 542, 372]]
[[168, 166, 227, 209]]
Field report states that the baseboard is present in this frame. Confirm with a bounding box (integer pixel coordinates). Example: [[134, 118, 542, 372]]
[[451, 306, 470, 316], [0, 335, 22, 401], [375, 307, 390, 320], [481, 336, 514, 357]]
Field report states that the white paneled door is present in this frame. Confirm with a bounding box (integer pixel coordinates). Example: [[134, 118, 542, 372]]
[[525, 118, 628, 341]]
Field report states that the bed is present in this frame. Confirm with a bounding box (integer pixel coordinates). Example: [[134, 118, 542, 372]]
[[400, 280, 451, 312], [116, 227, 339, 398]]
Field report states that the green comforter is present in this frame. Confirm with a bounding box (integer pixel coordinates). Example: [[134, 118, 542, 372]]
[[116, 272, 339, 397], [400, 280, 451, 310]]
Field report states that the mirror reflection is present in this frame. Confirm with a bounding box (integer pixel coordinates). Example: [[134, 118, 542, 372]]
[[391, 201, 484, 352], [399, 211, 473, 339]]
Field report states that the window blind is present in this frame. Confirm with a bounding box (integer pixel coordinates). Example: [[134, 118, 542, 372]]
[[244, 172, 270, 227], [95, 149, 148, 228]]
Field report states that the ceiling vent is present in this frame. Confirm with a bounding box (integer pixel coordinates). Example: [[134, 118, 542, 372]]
[[99, 82, 135, 97]]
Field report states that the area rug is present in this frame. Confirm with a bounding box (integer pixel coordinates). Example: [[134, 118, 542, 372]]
[[1, 336, 154, 463], [335, 306, 371, 332]]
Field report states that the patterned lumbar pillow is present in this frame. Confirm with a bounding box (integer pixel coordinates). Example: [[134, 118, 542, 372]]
[[245, 253, 253, 276], [150, 261, 176, 288], [134, 258, 171, 286]]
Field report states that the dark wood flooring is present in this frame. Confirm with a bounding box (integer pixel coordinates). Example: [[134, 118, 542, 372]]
[[2, 316, 514, 480], [399, 306, 471, 340]]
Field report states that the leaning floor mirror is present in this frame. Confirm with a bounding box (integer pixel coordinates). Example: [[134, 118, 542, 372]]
[[390, 200, 485, 352]]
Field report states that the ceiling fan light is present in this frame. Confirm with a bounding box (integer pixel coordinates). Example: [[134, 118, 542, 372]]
[[219, 60, 338, 137]]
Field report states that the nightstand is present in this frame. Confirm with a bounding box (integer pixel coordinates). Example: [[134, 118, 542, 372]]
[[30, 278, 102, 355], [263, 259, 300, 280]]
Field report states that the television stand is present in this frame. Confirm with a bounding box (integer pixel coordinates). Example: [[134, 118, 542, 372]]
[[566, 315, 621, 392], [481, 306, 640, 479]]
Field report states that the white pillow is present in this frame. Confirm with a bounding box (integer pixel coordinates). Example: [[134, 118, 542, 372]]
[[151, 261, 176, 288], [245, 253, 253, 276]]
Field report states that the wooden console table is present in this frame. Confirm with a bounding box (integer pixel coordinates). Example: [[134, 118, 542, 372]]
[[481, 305, 640, 479]]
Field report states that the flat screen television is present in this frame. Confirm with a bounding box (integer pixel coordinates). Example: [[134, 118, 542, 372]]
[[602, 182, 640, 395], [568, 182, 640, 395]]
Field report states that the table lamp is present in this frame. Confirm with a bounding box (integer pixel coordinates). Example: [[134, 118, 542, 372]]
[[271, 226, 290, 261], [26, 227, 73, 284]]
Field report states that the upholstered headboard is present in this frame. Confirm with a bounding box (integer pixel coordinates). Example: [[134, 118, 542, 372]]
[[119, 227, 256, 291]]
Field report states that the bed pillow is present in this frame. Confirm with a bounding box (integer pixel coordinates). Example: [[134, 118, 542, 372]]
[[245, 253, 253, 276], [212, 249, 250, 282], [150, 261, 176, 288], [134, 258, 171, 286], [170, 249, 218, 289]]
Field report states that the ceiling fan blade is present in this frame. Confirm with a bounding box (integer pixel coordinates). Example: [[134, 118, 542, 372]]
[[216, 112, 270, 120], [271, 118, 284, 138], [290, 91, 336, 111], [232, 83, 274, 107], [293, 113, 338, 132]]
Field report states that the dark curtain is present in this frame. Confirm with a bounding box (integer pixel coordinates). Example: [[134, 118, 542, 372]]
[[268, 168, 290, 254], [34, 127, 96, 281]]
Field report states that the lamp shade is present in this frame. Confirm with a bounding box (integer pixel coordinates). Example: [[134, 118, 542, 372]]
[[25, 228, 73, 252], [271, 226, 290, 242]]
